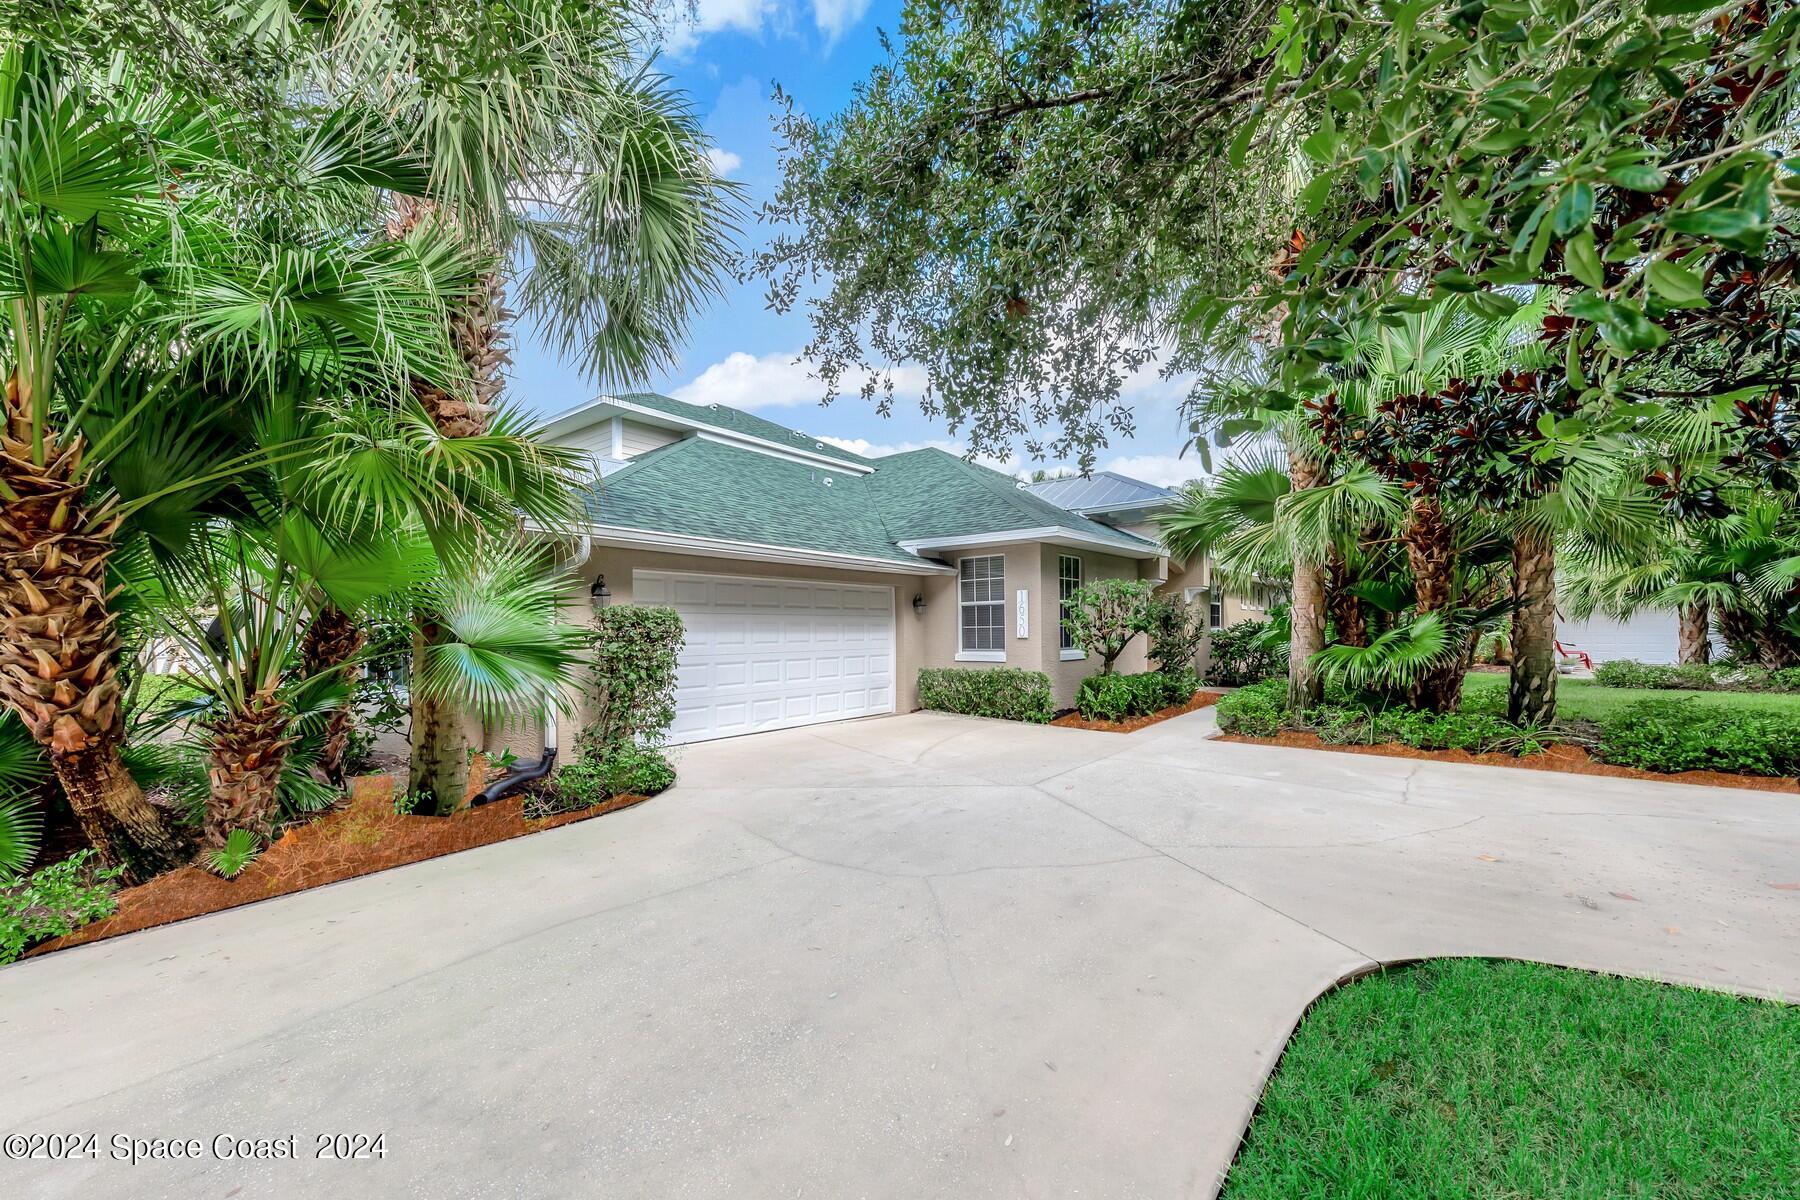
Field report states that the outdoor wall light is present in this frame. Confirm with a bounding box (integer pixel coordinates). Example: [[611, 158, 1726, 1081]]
[[912, 593, 927, 616], [590, 574, 612, 607]]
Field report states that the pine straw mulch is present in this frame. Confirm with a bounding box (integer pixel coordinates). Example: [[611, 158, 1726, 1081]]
[[27, 773, 652, 958], [1215, 729, 1799, 794], [1050, 691, 1225, 733]]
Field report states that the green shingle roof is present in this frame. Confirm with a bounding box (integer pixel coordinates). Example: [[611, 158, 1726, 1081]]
[[580, 438, 920, 564], [611, 392, 873, 467], [866, 449, 1156, 553], [576, 399, 1161, 566]]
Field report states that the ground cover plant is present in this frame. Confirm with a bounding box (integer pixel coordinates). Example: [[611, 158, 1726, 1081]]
[[1, 851, 123, 964], [1221, 674, 1800, 778], [1222, 959, 1800, 1200]]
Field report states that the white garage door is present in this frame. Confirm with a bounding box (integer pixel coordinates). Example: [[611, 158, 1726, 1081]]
[[633, 570, 896, 744]]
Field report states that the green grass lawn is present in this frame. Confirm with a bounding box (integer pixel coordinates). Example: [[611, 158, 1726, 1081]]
[[1223, 959, 1800, 1200], [1460, 671, 1800, 723]]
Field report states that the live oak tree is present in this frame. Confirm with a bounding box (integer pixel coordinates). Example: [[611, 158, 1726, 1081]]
[[757, 0, 1798, 721]]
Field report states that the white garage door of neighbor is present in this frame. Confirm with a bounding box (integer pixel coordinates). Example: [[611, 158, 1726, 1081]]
[[633, 570, 896, 744]]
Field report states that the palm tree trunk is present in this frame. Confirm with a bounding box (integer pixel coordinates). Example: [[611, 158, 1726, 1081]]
[[203, 689, 293, 849], [1402, 494, 1464, 712], [300, 603, 365, 785], [1, 376, 187, 881], [389, 195, 509, 799], [406, 619, 468, 813], [1286, 437, 1327, 711], [1326, 548, 1368, 647], [1677, 600, 1711, 665], [1507, 525, 1558, 726]]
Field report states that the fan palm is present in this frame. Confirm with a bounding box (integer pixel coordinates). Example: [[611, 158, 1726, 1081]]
[[0, 43, 480, 876]]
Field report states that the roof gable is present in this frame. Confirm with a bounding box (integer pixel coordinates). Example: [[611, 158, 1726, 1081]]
[[864, 449, 1159, 554]]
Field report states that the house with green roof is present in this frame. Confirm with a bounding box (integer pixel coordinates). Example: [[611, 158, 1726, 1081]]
[[540, 394, 1175, 743]]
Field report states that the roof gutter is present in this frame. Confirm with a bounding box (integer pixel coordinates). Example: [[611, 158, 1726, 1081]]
[[582, 523, 955, 575], [896, 526, 1162, 558]]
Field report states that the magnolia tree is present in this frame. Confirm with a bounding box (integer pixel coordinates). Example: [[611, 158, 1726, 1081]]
[[1062, 580, 1157, 674]]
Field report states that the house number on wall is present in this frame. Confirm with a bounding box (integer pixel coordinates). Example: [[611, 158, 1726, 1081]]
[[1016, 589, 1029, 639]]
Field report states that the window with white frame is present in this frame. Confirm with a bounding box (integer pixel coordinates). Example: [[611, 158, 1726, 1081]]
[[1210, 591, 1225, 630], [959, 555, 1006, 655], [1057, 555, 1082, 652]]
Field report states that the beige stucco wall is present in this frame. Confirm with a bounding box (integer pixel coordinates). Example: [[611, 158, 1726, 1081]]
[[1114, 518, 1271, 680]]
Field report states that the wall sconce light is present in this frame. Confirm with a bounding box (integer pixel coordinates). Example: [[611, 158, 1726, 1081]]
[[589, 574, 612, 607], [911, 593, 926, 617]]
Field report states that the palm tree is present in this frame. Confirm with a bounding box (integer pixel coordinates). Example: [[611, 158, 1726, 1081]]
[[297, 3, 739, 799], [0, 43, 476, 875], [1564, 493, 1800, 669]]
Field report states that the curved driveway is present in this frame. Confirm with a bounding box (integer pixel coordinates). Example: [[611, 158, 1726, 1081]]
[[4, 708, 1797, 1199]]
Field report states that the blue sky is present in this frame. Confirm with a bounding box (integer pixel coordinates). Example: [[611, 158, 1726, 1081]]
[[508, 0, 1202, 486]]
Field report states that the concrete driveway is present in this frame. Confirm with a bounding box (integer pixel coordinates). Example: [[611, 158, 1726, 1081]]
[[4, 708, 1797, 1199]]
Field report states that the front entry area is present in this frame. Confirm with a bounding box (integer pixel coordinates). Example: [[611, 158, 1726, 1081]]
[[633, 570, 897, 743]]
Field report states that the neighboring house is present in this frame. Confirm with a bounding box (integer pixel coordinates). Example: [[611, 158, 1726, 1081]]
[[1021, 472, 1275, 676], [535, 393, 1172, 745]]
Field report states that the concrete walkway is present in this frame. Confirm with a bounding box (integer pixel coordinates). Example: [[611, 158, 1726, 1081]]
[[4, 708, 1797, 1199]]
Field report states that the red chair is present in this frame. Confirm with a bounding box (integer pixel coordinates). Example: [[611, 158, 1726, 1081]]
[[1554, 640, 1594, 670]]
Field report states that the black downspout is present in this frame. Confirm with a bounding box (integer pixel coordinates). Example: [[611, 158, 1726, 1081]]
[[471, 744, 556, 806]]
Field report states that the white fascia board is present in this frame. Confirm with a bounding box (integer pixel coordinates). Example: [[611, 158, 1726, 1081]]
[[582, 523, 954, 575], [897, 526, 1162, 559], [541, 394, 871, 476]]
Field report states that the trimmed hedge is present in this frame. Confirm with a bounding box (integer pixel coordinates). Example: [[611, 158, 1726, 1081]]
[[1593, 659, 1800, 693], [1597, 699, 1800, 776], [1076, 668, 1200, 721], [1217, 679, 1548, 754], [917, 667, 1054, 723]]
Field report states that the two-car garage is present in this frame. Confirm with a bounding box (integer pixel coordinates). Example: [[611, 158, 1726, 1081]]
[[632, 570, 897, 744]]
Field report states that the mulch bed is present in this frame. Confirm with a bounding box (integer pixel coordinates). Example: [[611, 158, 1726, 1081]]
[[1051, 691, 1225, 733], [1217, 729, 1799, 794], [27, 774, 651, 959]]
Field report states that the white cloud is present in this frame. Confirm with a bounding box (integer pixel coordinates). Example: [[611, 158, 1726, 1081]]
[[704, 147, 742, 177], [1099, 454, 1206, 489], [811, 0, 872, 44], [672, 349, 926, 411], [657, 0, 777, 55], [817, 434, 1020, 475]]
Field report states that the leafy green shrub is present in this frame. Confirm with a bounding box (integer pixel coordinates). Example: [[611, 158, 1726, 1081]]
[[1214, 678, 1287, 737], [1591, 659, 1800, 694], [1, 852, 124, 965], [534, 745, 678, 818], [1207, 619, 1286, 686], [917, 667, 1054, 723], [583, 605, 685, 754], [593, 744, 676, 796], [1597, 699, 1800, 777], [1147, 597, 1207, 674], [1075, 671, 1194, 721], [1592, 660, 1719, 690], [1158, 666, 1201, 708], [1075, 673, 1135, 721], [1217, 682, 1552, 756]]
